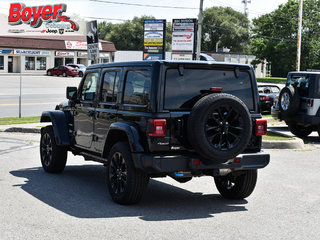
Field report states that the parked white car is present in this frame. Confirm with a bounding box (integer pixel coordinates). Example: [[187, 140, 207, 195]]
[[67, 64, 86, 77]]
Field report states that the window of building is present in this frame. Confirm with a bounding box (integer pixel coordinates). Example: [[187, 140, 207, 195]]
[[123, 70, 151, 105], [0, 56, 4, 70], [101, 71, 119, 103], [36, 57, 46, 70], [25, 57, 35, 70], [65, 58, 73, 65], [55, 58, 63, 67], [80, 72, 99, 101]]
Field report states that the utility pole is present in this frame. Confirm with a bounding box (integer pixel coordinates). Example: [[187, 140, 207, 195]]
[[242, 0, 251, 18], [196, 0, 204, 60], [296, 0, 303, 71]]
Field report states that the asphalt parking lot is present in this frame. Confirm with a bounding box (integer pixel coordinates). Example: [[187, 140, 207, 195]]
[[0, 131, 319, 240]]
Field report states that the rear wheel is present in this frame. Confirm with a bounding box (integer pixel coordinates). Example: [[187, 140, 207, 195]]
[[106, 142, 149, 205], [288, 123, 313, 138], [79, 71, 83, 77], [40, 126, 67, 173], [214, 170, 257, 199], [62, 72, 67, 77]]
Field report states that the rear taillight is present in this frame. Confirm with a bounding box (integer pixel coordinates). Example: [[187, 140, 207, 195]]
[[255, 119, 267, 136], [306, 99, 314, 107], [260, 96, 270, 101], [148, 119, 166, 137]]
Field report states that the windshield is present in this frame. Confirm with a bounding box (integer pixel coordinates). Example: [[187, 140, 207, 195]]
[[165, 68, 254, 110]]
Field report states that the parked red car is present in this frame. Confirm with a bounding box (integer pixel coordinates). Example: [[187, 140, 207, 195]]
[[47, 65, 78, 77]]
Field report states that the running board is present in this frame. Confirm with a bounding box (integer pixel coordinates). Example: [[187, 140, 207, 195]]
[[79, 151, 108, 164]]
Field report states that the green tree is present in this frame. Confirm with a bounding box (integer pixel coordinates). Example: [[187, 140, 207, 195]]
[[202, 7, 250, 52], [98, 21, 113, 40], [251, 0, 320, 77], [98, 16, 172, 51]]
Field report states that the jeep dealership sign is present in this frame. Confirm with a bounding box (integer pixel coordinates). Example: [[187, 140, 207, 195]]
[[8, 3, 79, 31]]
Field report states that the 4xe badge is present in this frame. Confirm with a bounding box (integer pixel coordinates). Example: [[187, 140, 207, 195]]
[[8, 3, 79, 34]]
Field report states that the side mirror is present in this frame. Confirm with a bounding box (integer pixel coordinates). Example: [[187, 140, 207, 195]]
[[66, 86, 77, 100]]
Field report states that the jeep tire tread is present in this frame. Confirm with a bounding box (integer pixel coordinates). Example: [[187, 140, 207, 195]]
[[188, 93, 252, 164], [214, 169, 257, 199], [288, 123, 313, 138], [40, 125, 67, 173], [106, 142, 149, 205]]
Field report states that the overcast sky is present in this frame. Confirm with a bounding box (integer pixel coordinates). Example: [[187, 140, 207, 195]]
[[0, 0, 289, 22]]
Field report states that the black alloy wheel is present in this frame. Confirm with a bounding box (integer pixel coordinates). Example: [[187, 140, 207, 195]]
[[40, 126, 67, 173], [106, 142, 149, 205], [109, 151, 128, 195], [205, 105, 245, 151], [41, 132, 53, 167]]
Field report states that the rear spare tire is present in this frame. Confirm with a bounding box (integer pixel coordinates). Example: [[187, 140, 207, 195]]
[[188, 93, 252, 164], [279, 86, 300, 117]]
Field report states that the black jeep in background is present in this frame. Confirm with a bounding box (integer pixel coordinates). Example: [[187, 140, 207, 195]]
[[40, 60, 269, 205]]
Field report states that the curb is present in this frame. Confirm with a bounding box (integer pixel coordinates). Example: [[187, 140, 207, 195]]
[[4, 127, 40, 134], [262, 138, 304, 149]]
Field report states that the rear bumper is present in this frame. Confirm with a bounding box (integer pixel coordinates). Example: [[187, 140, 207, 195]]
[[132, 151, 270, 174], [278, 112, 320, 125]]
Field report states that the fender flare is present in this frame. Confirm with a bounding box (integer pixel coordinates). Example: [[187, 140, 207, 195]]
[[107, 122, 144, 153], [40, 111, 70, 146]]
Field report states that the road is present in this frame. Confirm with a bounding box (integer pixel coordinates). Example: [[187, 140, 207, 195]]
[[0, 75, 81, 118], [0, 131, 319, 240]]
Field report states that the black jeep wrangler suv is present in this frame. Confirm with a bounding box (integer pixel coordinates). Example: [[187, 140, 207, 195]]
[[40, 60, 269, 205]]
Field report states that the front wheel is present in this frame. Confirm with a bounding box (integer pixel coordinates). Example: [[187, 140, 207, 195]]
[[106, 142, 149, 205], [40, 126, 67, 173], [79, 71, 83, 77], [214, 170, 257, 199]]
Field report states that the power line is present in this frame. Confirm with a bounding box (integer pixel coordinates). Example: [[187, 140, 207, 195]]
[[89, 0, 198, 10]]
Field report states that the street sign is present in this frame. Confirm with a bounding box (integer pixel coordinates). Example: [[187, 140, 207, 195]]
[[143, 19, 166, 60], [171, 19, 197, 61], [86, 20, 99, 62]]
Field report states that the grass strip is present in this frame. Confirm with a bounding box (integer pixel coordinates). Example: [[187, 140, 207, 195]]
[[0, 116, 40, 125], [257, 77, 286, 84]]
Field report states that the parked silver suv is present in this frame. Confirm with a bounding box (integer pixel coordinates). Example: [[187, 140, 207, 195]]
[[272, 71, 320, 138]]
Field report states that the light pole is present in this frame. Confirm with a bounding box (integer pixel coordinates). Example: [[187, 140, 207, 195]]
[[196, 0, 204, 60], [296, 0, 303, 71]]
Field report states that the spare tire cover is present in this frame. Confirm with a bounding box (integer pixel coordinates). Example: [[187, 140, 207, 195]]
[[278, 86, 300, 117], [188, 93, 252, 164]]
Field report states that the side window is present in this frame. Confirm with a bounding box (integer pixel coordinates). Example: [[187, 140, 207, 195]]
[[123, 70, 151, 105], [101, 71, 119, 103], [80, 72, 99, 101]]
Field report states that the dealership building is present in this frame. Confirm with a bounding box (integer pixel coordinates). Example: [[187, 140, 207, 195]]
[[0, 35, 116, 74]]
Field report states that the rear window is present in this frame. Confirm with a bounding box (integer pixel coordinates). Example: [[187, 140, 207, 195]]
[[287, 75, 309, 97], [164, 68, 254, 110]]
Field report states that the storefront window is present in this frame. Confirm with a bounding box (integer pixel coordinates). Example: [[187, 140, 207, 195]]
[[36, 57, 46, 70], [0, 56, 3, 70], [55, 58, 63, 67], [25, 57, 35, 70], [65, 58, 73, 65]]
